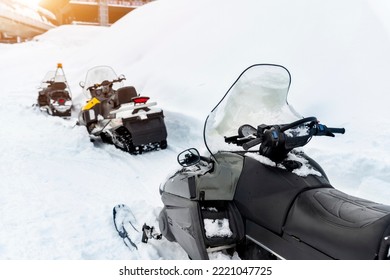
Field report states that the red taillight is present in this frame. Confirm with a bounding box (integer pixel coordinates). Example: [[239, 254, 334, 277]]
[[132, 96, 150, 104], [58, 98, 65, 105]]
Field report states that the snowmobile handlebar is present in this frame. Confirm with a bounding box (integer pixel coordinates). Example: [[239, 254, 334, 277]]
[[242, 138, 262, 151], [225, 117, 345, 162], [314, 125, 345, 136], [86, 77, 126, 92]]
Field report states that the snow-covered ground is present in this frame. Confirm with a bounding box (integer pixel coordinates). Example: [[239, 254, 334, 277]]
[[0, 0, 389, 260]]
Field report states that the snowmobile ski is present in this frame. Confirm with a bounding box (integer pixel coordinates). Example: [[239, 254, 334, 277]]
[[113, 204, 140, 250]]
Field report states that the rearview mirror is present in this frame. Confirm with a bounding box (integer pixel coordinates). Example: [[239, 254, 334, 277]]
[[177, 148, 200, 167]]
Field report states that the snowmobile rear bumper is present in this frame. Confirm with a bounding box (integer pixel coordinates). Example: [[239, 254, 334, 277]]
[[123, 111, 167, 146]]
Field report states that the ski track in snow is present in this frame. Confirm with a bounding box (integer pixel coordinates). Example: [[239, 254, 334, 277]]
[[1, 0, 390, 260]]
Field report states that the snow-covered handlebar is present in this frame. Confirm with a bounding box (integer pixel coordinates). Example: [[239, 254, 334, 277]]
[[225, 117, 345, 162]]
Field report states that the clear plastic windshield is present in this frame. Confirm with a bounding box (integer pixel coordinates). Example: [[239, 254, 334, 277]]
[[40, 69, 71, 97], [40, 71, 56, 88], [204, 64, 302, 155], [40, 70, 67, 87], [82, 66, 123, 98]]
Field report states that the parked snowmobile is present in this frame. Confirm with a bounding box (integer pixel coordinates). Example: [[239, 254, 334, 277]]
[[37, 63, 72, 117], [158, 64, 390, 260], [78, 66, 167, 154]]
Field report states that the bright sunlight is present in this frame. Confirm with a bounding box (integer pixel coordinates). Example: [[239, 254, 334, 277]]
[[17, 0, 42, 8]]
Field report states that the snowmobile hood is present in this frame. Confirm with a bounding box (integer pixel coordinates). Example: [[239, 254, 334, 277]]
[[204, 64, 301, 156], [81, 65, 123, 99]]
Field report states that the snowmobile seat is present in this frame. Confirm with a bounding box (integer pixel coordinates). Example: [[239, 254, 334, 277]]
[[284, 188, 390, 259], [116, 86, 138, 106], [234, 156, 333, 235], [50, 82, 67, 90]]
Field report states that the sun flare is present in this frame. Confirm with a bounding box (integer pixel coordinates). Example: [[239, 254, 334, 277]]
[[17, 0, 43, 8]]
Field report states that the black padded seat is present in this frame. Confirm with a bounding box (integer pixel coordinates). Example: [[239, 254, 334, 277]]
[[50, 82, 67, 90], [284, 188, 390, 259]]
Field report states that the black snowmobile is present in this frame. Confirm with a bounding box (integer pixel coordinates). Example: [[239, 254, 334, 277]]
[[37, 63, 72, 117], [158, 64, 390, 260], [78, 66, 167, 154]]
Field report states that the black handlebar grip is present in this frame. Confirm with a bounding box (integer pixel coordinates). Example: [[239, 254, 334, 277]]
[[242, 138, 262, 150], [327, 127, 345, 134]]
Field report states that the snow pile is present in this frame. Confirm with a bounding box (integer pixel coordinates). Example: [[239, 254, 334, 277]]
[[246, 151, 323, 177], [204, 219, 233, 239], [246, 153, 277, 167], [0, 0, 389, 260]]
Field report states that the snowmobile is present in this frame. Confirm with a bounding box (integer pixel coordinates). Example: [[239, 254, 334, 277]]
[[37, 63, 72, 117], [78, 66, 167, 154], [158, 64, 390, 260]]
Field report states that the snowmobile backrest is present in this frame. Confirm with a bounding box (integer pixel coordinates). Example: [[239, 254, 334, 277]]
[[116, 86, 138, 106]]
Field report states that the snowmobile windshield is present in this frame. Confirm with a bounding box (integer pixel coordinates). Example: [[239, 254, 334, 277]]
[[40, 71, 66, 87], [204, 64, 302, 156], [82, 66, 123, 98], [40, 71, 56, 88]]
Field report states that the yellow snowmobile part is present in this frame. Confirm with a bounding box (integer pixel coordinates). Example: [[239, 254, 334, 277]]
[[82, 97, 100, 111]]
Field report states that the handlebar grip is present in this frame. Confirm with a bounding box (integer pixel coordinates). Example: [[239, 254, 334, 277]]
[[242, 138, 262, 150], [327, 127, 345, 134]]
